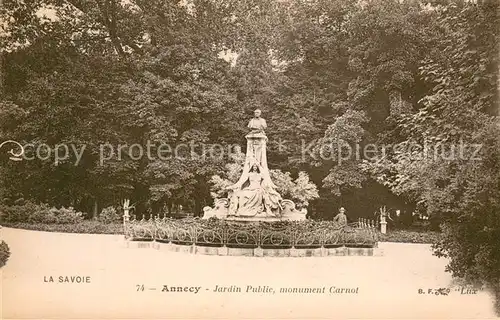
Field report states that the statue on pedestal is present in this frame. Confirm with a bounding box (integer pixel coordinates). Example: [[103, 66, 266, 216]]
[[203, 109, 303, 221], [227, 109, 282, 218], [246, 109, 267, 164]]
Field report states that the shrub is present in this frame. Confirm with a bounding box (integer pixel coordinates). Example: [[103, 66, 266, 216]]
[[0, 202, 84, 224], [97, 206, 121, 224], [434, 217, 500, 315], [0, 240, 10, 268], [271, 170, 319, 208], [3, 221, 123, 234], [0, 201, 44, 223], [379, 230, 442, 244], [50, 207, 85, 224]]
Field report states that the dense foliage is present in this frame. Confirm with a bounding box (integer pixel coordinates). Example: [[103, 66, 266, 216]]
[[0, 0, 498, 312], [97, 206, 121, 223], [0, 0, 448, 220], [0, 201, 84, 224], [0, 240, 10, 268]]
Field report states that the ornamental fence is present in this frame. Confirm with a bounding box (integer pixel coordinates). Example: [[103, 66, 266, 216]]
[[124, 215, 378, 249]]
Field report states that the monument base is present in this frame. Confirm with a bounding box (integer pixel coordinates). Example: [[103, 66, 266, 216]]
[[127, 241, 381, 257], [225, 216, 283, 222], [202, 198, 306, 222]]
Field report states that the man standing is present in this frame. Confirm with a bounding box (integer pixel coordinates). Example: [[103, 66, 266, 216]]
[[333, 207, 348, 226]]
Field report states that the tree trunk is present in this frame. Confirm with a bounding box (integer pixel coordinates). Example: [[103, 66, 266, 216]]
[[194, 198, 201, 217], [93, 199, 98, 218], [167, 201, 172, 216], [0, 51, 3, 96]]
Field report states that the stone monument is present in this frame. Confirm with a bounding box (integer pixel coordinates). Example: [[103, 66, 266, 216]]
[[203, 109, 305, 221]]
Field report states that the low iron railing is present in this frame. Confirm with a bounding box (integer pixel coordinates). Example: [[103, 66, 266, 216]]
[[124, 215, 379, 249]]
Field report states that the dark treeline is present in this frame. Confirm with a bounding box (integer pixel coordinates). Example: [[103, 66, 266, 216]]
[[0, 0, 497, 222]]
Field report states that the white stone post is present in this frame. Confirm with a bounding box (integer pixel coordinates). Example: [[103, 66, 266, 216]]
[[380, 215, 387, 234], [122, 199, 131, 232], [379, 206, 388, 234], [123, 199, 130, 225]]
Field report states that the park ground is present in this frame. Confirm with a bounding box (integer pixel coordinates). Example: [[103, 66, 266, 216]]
[[1, 227, 497, 319]]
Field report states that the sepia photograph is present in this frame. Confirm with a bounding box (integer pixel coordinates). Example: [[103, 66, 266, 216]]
[[0, 0, 499, 318]]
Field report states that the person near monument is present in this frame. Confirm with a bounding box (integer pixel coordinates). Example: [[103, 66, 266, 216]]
[[333, 207, 348, 226]]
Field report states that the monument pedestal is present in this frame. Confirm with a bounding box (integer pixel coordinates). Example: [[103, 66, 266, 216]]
[[226, 216, 283, 222], [202, 112, 307, 222]]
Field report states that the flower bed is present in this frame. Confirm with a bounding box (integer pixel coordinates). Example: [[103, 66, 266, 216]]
[[125, 216, 379, 248]]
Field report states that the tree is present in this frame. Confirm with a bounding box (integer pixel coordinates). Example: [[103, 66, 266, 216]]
[[0, 0, 243, 215], [362, 0, 500, 313]]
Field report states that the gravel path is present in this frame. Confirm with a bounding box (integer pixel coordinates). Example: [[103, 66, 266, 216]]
[[1, 227, 497, 319]]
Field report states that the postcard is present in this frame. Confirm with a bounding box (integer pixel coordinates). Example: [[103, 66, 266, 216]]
[[1, 0, 499, 318]]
